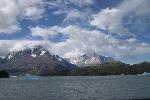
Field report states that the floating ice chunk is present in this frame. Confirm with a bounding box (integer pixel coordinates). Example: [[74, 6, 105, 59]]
[[142, 72, 150, 75]]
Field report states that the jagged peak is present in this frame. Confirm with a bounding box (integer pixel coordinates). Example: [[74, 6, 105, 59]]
[[6, 52, 17, 59], [6, 45, 51, 59], [69, 53, 117, 67]]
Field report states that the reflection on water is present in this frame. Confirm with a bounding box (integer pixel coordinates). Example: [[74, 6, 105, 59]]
[[0, 76, 150, 100]]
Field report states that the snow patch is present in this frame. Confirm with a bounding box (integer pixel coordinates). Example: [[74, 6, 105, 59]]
[[85, 60, 88, 64], [8, 54, 13, 59], [54, 55, 63, 61], [40, 50, 46, 55], [31, 53, 36, 58], [69, 54, 115, 67], [7, 52, 15, 59], [70, 59, 78, 64], [57, 57, 63, 61]]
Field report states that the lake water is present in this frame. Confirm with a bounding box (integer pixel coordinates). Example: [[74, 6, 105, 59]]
[[0, 75, 150, 100]]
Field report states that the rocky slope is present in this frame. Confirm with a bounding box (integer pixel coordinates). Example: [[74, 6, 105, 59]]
[[0, 45, 76, 75]]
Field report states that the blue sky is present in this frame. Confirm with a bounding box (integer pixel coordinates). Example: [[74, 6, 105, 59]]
[[0, 0, 150, 64]]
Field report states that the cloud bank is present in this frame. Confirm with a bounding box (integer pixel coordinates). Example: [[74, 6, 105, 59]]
[[0, 0, 45, 34]]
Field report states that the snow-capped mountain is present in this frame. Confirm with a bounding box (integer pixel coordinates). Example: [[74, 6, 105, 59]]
[[68, 54, 116, 67], [6, 45, 50, 60], [0, 45, 76, 75]]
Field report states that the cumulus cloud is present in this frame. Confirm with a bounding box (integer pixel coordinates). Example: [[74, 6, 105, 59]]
[[1, 24, 150, 59], [18, 0, 45, 20], [48, 0, 94, 26], [68, 0, 95, 7], [90, 0, 150, 35], [119, 0, 150, 16], [62, 9, 87, 24], [48, 0, 94, 8], [0, 0, 45, 34], [30, 25, 70, 39], [90, 8, 131, 35], [30, 25, 150, 58], [0, 0, 20, 33]]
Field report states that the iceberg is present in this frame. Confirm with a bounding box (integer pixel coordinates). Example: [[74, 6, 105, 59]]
[[142, 72, 150, 75], [24, 73, 39, 80]]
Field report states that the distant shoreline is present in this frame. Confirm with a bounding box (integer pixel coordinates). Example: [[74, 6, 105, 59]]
[[1, 61, 150, 76]]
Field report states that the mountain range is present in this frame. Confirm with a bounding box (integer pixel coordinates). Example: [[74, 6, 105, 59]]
[[68, 54, 117, 67], [0, 45, 75, 75], [0, 45, 118, 75]]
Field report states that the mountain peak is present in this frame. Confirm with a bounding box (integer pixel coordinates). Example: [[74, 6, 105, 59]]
[[69, 53, 117, 67], [1, 45, 76, 75], [6, 45, 51, 59], [31, 45, 50, 57]]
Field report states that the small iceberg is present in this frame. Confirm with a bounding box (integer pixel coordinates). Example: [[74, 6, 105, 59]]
[[24, 73, 39, 80], [10, 76, 17, 78], [142, 72, 150, 75]]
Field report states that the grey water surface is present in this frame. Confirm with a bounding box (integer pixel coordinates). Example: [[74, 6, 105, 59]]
[[0, 75, 150, 100]]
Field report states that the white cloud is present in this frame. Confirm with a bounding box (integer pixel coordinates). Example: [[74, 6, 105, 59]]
[[119, 0, 150, 16], [0, 0, 94, 33], [90, 8, 131, 35], [48, 0, 94, 8], [21, 6, 44, 20], [30, 25, 150, 58], [63, 49, 85, 58], [127, 38, 137, 43], [63, 9, 86, 23], [48, 0, 94, 25], [0, 0, 20, 33], [90, 0, 150, 35], [18, 0, 45, 20], [30, 26, 69, 39], [68, 0, 94, 7], [0, 0, 45, 34], [30, 26, 54, 39], [61, 8, 92, 26]]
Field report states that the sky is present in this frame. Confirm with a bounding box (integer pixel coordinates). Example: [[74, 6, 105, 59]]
[[0, 0, 150, 64]]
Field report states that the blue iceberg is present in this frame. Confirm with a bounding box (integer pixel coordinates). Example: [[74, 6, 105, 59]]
[[24, 73, 39, 80]]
